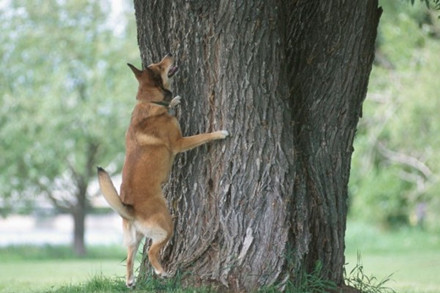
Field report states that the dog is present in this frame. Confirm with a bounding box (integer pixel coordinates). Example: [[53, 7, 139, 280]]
[[97, 53, 229, 288]]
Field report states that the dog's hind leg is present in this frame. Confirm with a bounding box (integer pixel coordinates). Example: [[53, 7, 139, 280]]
[[143, 224, 172, 277], [148, 237, 170, 277], [126, 233, 142, 288], [124, 221, 143, 288]]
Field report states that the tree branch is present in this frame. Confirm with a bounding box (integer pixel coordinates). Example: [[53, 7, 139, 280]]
[[37, 176, 75, 213], [377, 142, 433, 179], [46, 191, 72, 213], [66, 158, 82, 188]]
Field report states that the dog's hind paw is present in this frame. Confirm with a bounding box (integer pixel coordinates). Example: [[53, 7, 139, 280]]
[[126, 280, 135, 289], [169, 95, 182, 109], [153, 268, 170, 278]]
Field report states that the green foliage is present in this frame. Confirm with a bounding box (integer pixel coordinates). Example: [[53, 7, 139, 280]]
[[349, 1, 440, 230], [0, 0, 137, 213], [349, 164, 410, 228], [409, 0, 440, 11]]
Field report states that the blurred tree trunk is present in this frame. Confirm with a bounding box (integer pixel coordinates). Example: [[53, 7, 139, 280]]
[[48, 141, 98, 257], [72, 200, 86, 256], [71, 141, 98, 256], [48, 180, 88, 257], [133, 0, 381, 291]]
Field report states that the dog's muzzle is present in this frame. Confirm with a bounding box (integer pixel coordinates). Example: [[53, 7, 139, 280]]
[[168, 66, 178, 78]]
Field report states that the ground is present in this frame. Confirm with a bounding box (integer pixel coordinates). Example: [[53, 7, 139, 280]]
[[0, 221, 439, 292]]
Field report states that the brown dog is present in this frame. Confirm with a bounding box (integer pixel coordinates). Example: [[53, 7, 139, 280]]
[[97, 54, 228, 288]]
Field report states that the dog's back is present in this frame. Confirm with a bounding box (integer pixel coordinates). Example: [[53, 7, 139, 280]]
[[120, 102, 180, 206]]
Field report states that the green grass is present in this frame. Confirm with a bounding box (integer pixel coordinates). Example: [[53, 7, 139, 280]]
[[0, 245, 127, 293], [1, 225, 440, 292], [44, 274, 216, 293], [345, 222, 440, 293], [0, 259, 126, 293], [0, 244, 126, 261], [48, 275, 128, 293]]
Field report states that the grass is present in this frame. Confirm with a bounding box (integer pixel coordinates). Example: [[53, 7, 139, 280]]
[[48, 275, 128, 293], [1, 223, 440, 292], [345, 222, 440, 293], [0, 244, 126, 261], [345, 252, 396, 293], [43, 274, 216, 293], [0, 245, 127, 293], [0, 259, 126, 293]]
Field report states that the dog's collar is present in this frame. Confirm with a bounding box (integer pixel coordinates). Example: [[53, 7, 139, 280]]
[[150, 88, 172, 107], [151, 101, 170, 107]]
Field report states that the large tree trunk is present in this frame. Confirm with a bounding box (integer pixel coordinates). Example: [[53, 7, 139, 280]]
[[288, 1, 381, 284], [133, 0, 381, 291]]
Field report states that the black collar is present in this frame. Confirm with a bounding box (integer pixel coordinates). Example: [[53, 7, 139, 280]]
[[150, 88, 173, 107], [151, 101, 170, 107]]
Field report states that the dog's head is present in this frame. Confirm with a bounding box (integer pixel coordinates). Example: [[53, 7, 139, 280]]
[[128, 54, 178, 103]]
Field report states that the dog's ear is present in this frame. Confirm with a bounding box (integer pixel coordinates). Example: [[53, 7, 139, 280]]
[[127, 63, 143, 79]]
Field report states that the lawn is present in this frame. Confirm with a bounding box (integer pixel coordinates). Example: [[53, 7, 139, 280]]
[[0, 259, 125, 293], [345, 222, 440, 293], [1, 223, 439, 292], [0, 245, 127, 293]]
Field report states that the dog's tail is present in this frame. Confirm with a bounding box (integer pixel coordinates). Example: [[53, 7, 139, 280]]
[[97, 167, 135, 221]]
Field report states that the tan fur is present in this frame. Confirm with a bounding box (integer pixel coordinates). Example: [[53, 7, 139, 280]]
[[97, 54, 228, 288]]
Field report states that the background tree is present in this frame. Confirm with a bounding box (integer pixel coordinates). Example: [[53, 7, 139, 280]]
[[132, 0, 380, 291], [349, 1, 440, 230], [0, 0, 137, 255]]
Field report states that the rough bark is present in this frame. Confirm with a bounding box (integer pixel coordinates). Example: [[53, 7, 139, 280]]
[[133, 0, 381, 291], [287, 1, 382, 283]]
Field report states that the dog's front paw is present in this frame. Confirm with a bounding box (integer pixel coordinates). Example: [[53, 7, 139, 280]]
[[218, 130, 230, 139], [169, 95, 181, 109]]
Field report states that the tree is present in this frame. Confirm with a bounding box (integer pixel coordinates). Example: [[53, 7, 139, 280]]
[[132, 0, 381, 291], [0, 0, 136, 255], [349, 1, 440, 229]]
